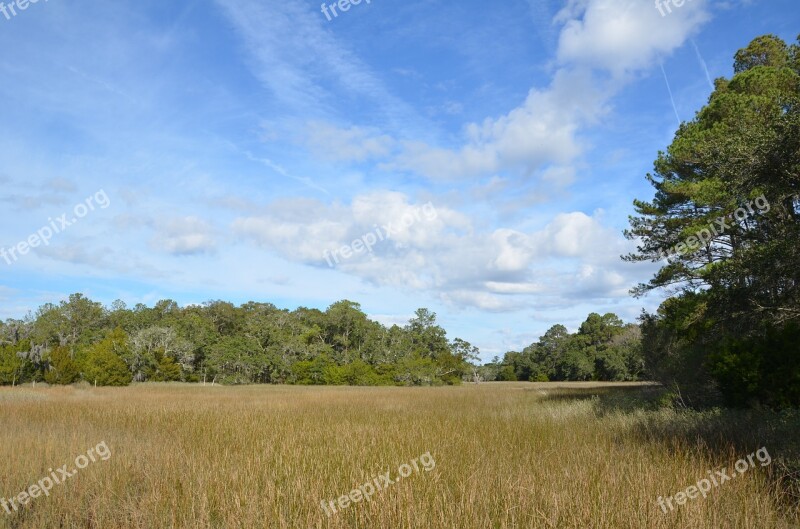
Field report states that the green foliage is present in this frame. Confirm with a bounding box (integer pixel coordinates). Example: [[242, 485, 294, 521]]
[[0, 344, 24, 385], [9, 340, 46, 384], [496, 364, 517, 382], [496, 314, 644, 382], [206, 335, 269, 385], [146, 351, 183, 382], [82, 336, 133, 387], [44, 346, 80, 385], [709, 323, 800, 408], [33, 294, 106, 348], [4, 292, 477, 388], [625, 34, 800, 408], [559, 348, 594, 381], [82, 353, 132, 386], [129, 326, 194, 382], [395, 353, 442, 386], [531, 372, 549, 382], [625, 35, 800, 315], [733, 34, 790, 73], [291, 354, 337, 385], [340, 360, 390, 386], [406, 308, 452, 361], [639, 293, 720, 406]]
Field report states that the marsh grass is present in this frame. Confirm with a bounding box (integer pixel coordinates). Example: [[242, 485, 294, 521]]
[[0, 382, 797, 528]]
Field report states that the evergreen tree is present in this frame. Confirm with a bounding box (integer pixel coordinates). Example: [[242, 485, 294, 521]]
[[44, 346, 80, 385]]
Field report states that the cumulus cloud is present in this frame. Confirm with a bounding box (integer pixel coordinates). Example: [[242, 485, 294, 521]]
[[556, 0, 710, 77], [382, 68, 607, 181], [232, 192, 648, 311], [530, 211, 626, 261], [233, 192, 466, 264]]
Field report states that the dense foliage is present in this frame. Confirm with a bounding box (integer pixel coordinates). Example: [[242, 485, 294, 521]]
[[482, 313, 646, 382], [625, 35, 800, 408], [0, 295, 477, 387]]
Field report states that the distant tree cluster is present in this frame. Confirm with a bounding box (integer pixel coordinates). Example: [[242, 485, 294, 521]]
[[481, 313, 646, 382], [625, 35, 800, 408], [0, 294, 478, 387]]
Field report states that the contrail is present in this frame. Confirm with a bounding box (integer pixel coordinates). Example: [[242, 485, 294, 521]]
[[245, 151, 330, 195], [660, 62, 681, 127], [223, 140, 329, 195], [691, 39, 715, 91]]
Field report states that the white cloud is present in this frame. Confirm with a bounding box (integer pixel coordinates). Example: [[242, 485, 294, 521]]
[[232, 191, 649, 311], [530, 211, 625, 260], [485, 281, 545, 295], [150, 216, 217, 256], [313, 0, 710, 187], [556, 0, 710, 77], [232, 192, 461, 264], [386, 68, 607, 181]]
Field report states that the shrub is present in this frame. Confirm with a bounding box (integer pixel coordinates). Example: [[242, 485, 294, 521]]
[[709, 322, 800, 409], [44, 347, 80, 385], [82, 346, 133, 387]]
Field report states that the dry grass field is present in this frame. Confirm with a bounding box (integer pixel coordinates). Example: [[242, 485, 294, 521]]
[[0, 382, 798, 528]]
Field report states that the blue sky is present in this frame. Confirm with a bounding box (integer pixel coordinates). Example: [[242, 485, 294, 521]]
[[1, 0, 798, 360]]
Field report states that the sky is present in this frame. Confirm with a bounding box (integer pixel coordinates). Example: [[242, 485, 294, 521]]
[[0, 0, 798, 361]]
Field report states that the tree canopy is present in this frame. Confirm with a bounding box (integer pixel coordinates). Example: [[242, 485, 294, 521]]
[[484, 313, 645, 383], [624, 34, 800, 408], [0, 295, 478, 387]]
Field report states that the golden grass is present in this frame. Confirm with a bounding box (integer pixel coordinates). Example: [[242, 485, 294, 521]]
[[0, 382, 797, 528]]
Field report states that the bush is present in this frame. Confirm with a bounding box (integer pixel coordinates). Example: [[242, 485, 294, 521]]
[[0, 345, 24, 385], [639, 293, 723, 407], [340, 360, 390, 386], [44, 347, 80, 385], [82, 347, 133, 387], [496, 365, 517, 381], [709, 322, 800, 409], [146, 351, 183, 382], [291, 355, 336, 385]]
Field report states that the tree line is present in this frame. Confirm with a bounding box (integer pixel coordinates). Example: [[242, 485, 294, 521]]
[[0, 293, 648, 388], [481, 313, 645, 383], [0, 296, 481, 387]]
